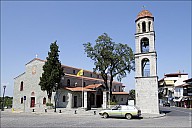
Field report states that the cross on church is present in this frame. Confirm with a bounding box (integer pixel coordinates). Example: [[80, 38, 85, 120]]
[[35, 54, 38, 58], [142, 5, 146, 10]]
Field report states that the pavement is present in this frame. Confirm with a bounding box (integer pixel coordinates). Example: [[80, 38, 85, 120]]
[[4, 108, 166, 119], [141, 113, 165, 119]]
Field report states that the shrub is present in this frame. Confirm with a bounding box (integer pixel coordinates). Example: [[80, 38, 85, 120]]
[[108, 101, 117, 105], [46, 103, 53, 107]]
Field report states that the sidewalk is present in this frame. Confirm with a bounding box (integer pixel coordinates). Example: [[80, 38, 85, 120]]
[[141, 113, 166, 119], [5, 108, 166, 119], [8, 107, 102, 116]]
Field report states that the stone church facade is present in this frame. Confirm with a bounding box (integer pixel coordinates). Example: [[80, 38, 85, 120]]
[[13, 58, 129, 112]]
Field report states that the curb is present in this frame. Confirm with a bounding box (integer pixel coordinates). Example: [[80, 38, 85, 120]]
[[142, 113, 166, 119]]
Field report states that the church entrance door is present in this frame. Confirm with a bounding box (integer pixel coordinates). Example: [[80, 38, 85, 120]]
[[30, 97, 35, 107]]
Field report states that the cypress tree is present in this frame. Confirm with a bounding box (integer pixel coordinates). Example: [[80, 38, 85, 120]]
[[39, 41, 64, 104]]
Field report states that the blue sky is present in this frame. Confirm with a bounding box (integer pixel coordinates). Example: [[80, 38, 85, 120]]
[[1, 1, 191, 96]]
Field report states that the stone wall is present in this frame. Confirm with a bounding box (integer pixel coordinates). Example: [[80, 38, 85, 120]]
[[135, 77, 159, 114]]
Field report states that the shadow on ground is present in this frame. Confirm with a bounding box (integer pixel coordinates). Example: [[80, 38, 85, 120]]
[[101, 116, 143, 120], [160, 110, 171, 114]]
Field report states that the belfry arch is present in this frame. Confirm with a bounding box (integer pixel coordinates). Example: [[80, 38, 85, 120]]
[[141, 58, 150, 77], [142, 21, 146, 32], [140, 37, 149, 53]]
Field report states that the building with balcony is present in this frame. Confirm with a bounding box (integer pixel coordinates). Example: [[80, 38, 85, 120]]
[[158, 72, 188, 106], [174, 78, 192, 108]]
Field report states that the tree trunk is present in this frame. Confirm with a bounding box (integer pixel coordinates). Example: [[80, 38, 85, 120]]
[[109, 71, 113, 100], [47, 91, 52, 104], [104, 79, 109, 91], [109, 78, 113, 100]]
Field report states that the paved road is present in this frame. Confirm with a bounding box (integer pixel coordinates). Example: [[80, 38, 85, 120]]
[[160, 106, 192, 117], [1, 107, 191, 128]]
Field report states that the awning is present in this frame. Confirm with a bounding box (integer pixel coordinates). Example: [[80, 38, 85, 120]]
[[182, 97, 189, 101], [173, 97, 182, 102], [165, 80, 174, 85]]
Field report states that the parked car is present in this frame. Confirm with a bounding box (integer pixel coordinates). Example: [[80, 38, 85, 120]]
[[163, 102, 170, 107], [99, 105, 141, 120]]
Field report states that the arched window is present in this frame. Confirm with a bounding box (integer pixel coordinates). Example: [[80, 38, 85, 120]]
[[148, 21, 151, 31], [140, 37, 149, 53], [31, 92, 35, 96], [142, 21, 146, 32], [63, 96, 66, 102], [43, 97, 46, 104], [67, 79, 70, 86], [142, 58, 150, 77], [21, 97, 23, 104], [73, 70, 76, 75], [20, 81, 23, 91], [137, 23, 140, 33]]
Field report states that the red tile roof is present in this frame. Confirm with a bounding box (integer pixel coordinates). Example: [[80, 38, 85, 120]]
[[26, 58, 124, 86], [137, 10, 153, 20], [112, 92, 129, 95], [84, 84, 103, 89], [65, 87, 95, 92]]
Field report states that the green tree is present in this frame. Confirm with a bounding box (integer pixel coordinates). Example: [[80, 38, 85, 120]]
[[39, 41, 64, 104], [129, 89, 135, 100], [0, 96, 13, 108], [83, 33, 135, 98]]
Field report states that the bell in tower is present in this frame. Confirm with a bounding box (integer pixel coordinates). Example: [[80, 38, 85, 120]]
[[135, 9, 159, 114]]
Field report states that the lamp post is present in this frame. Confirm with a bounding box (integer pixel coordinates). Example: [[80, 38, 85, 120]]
[[2, 85, 6, 111], [54, 83, 58, 112]]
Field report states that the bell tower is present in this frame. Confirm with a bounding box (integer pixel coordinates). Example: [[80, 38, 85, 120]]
[[135, 10, 159, 114]]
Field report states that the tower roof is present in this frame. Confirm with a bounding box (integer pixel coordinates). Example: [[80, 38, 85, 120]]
[[136, 10, 153, 21]]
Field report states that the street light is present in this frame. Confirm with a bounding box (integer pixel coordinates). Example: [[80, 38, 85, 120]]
[[54, 83, 58, 112], [2, 85, 6, 111]]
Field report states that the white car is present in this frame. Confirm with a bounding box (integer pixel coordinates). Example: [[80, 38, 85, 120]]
[[99, 105, 141, 120]]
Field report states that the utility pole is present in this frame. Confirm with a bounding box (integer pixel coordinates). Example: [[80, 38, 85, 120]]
[[2, 85, 6, 111]]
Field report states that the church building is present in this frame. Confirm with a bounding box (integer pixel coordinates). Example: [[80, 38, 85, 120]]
[[13, 58, 129, 112]]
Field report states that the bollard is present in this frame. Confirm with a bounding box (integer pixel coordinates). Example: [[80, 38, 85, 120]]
[[59, 110, 62, 113], [74, 110, 77, 114], [45, 109, 47, 113], [94, 111, 96, 115], [32, 109, 35, 112]]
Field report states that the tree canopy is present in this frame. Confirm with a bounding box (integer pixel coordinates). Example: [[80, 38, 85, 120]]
[[39, 41, 64, 103], [129, 89, 135, 100], [83, 33, 135, 98]]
